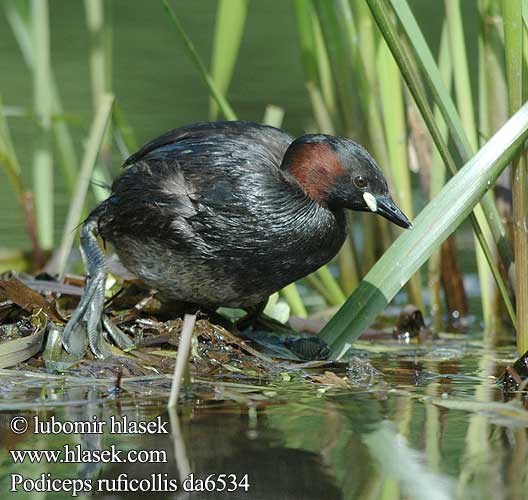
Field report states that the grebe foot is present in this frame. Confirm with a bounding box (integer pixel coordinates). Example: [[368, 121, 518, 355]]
[[62, 217, 113, 358]]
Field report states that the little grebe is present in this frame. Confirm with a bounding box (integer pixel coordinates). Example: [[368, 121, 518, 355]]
[[63, 121, 411, 357]]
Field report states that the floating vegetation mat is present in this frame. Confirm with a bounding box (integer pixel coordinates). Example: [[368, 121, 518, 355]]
[[0, 272, 527, 421]]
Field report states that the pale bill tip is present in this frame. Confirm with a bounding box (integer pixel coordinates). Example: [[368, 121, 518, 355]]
[[363, 192, 377, 212]]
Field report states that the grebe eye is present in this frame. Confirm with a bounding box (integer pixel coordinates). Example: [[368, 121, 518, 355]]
[[354, 175, 368, 189]]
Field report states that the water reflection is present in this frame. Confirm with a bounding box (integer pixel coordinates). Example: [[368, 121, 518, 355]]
[[0, 346, 527, 499]]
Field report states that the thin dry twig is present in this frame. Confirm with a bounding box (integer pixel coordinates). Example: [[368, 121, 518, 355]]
[[168, 313, 196, 408]]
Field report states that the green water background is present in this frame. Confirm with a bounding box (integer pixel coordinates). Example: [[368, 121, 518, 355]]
[[0, 0, 474, 250]]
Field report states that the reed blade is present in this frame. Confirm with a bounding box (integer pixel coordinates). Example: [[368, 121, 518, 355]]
[[388, 0, 514, 274], [112, 102, 139, 160], [428, 21, 452, 330], [0, 95, 23, 198], [31, 0, 54, 251], [503, 0, 528, 353], [84, 0, 113, 202], [161, 0, 237, 121], [280, 284, 308, 318], [377, 36, 424, 310], [366, 0, 516, 327], [446, 0, 496, 332], [321, 102, 528, 358], [209, 0, 248, 120], [5, 0, 78, 193], [55, 95, 114, 278]]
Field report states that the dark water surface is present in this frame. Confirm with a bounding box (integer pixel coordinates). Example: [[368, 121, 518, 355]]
[[1, 341, 526, 500]]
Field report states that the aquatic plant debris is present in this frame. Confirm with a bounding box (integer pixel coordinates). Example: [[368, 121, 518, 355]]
[[0, 273, 351, 406], [498, 348, 528, 397], [0, 272, 525, 424]]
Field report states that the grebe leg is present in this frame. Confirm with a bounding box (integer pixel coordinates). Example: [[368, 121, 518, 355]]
[[63, 217, 133, 358], [236, 300, 268, 331]]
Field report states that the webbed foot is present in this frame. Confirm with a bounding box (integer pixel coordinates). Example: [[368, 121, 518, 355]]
[[62, 217, 133, 358]]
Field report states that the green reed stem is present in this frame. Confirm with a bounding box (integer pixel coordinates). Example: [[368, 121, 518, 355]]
[[112, 102, 139, 159], [0, 95, 23, 199], [353, 3, 389, 274], [428, 21, 451, 330], [312, 7, 338, 120], [280, 284, 308, 318], [446, 0, 497, 332], [367, 0, 517, 327], [162, 0, 237, 120], [354, 1, 391, 170], [478, 0, 509, 338], [338, 235, 359, 294], [377, 36, 424, 310], [262, 105, 285, 128], [31, 0, 54, 252], [295, 0, 320, 86], [316, 267, 346, 305], [313, 0, 361, 137], [294, 0, 336, 132], [294, 1, 361, 293], [5, 0, 78, 194], [209, 0, 248, 120], [84, 0, 113, 202], [389, 0, 514, 275], [478, 1, 508, 139], [503, 0, 528, 353], [305, 274, 335, 305], [55, 95, 114, 278], [0, 96, 42, 265]]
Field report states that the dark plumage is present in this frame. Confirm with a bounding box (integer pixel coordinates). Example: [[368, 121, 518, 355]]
[[64, 121, 411, 358]]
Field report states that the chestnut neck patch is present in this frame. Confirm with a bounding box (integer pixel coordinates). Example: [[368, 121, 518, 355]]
[[283, 142, 345, 204]]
